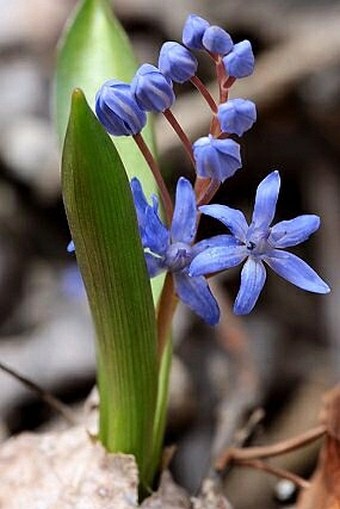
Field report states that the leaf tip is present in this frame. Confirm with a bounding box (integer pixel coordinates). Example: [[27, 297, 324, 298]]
[[72, 87, 86, 102]]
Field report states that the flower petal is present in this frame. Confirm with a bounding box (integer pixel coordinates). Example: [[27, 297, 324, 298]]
[[158, 42, 198, 83], [131, 63, 175, 112], [200, 204, 248, 241], [189, 242, 247, 276], [234, 258, 266, 315], [182, 14, 210, 50], [222, 40, 255, 79], [217, 98, 257, 137], [67, 240, 75, 253], [202, 26, 233, 55], [131, 177, 169, 253], [264, 250, 330, 294], [145, 252, 165, 278], [95, 80, 146, 136], [171, 177, 197, 243], [174, 272, 220, 325], [193, 136, 242, 182], [269, 215, 320, 248], [144, 207, 169, 255], [193, 234, 236, 256], [130, 177, 148, 214], [251, 171, 280, 230]]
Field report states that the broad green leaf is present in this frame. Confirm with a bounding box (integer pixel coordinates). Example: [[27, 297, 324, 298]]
[[54, 0, 156, 196], [54, 0, 163, 300], [62, 89, 158, 485]]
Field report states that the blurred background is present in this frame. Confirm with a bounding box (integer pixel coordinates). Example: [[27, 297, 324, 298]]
[[0, 0, 339, 507]]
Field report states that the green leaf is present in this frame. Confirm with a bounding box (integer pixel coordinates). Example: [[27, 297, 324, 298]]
[[54, 0, 163, 300], [54, 0, 156, 197], [62, 89, 158, 485]]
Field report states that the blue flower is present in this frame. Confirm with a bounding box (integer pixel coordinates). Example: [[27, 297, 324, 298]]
[[131, 64, 175, 112], [189, 171, 330, 315], [222, 40, 255, 79], [182, 14, 210, 50], [202, 26, 233, 55], [158, 42, 198, 83], [193, 135, 242, 182], [131, 177, 220, 325], [217, 98, 257, 136], [95, 79, 146, 136]]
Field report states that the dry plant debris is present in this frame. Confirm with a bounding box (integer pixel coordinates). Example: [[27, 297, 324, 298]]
[[297, 385, 340, 509]]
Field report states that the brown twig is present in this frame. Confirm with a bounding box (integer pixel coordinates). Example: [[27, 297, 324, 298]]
[[215, 424, 326, 471], [236, 459, 311, 490], [211, 282, 261, 457], [232, 408, 266, 449], [0, 360, 77, 425]]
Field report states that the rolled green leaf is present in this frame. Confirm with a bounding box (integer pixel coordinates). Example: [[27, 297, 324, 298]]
[[54, 0, 156, 197], [62, 89, 158, 485], [55, 0, 163, 300]]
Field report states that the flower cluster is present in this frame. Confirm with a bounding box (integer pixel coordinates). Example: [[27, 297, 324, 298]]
[[91, 13, 330, 323], [95, 14, 257, 185]]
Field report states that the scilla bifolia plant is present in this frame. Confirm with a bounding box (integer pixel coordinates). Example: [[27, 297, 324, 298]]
[[57, 1, 330, 495]]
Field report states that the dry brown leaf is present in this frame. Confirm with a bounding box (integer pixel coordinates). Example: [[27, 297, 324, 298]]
[[297, 385, 340, 509]]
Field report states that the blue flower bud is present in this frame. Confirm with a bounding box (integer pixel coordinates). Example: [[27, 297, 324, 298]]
[[95, 79, 147, 136], [217, 98, 257, 136], [131, 64, 175, 112], [158, 41, 198, 83], [202, 26, 233, 55], [182, 14, 210, 50], [193, 135, 242, 182], [222, 40, 255, 78]]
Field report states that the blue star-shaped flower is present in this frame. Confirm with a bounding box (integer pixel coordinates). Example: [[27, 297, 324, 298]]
[[189, 171, 330, 315], [131, 176, 221, 325]]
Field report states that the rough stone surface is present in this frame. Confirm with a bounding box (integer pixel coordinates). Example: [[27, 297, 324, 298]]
[[0, 425, 233, 509], [0, 427, 139, 509]]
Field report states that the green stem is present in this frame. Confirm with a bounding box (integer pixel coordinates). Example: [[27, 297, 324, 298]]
[[145, 273, 178, 484], [146, 337, 173, 486]]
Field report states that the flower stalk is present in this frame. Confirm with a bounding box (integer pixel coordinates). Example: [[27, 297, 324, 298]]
[[133, 133, 173, 224]]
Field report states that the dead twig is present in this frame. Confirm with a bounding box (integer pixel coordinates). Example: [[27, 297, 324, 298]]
[[211, 281, 262, 457], [0, 360, 77, 425], [215, 424, 326, 471], [236, 459, 310, 490]]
